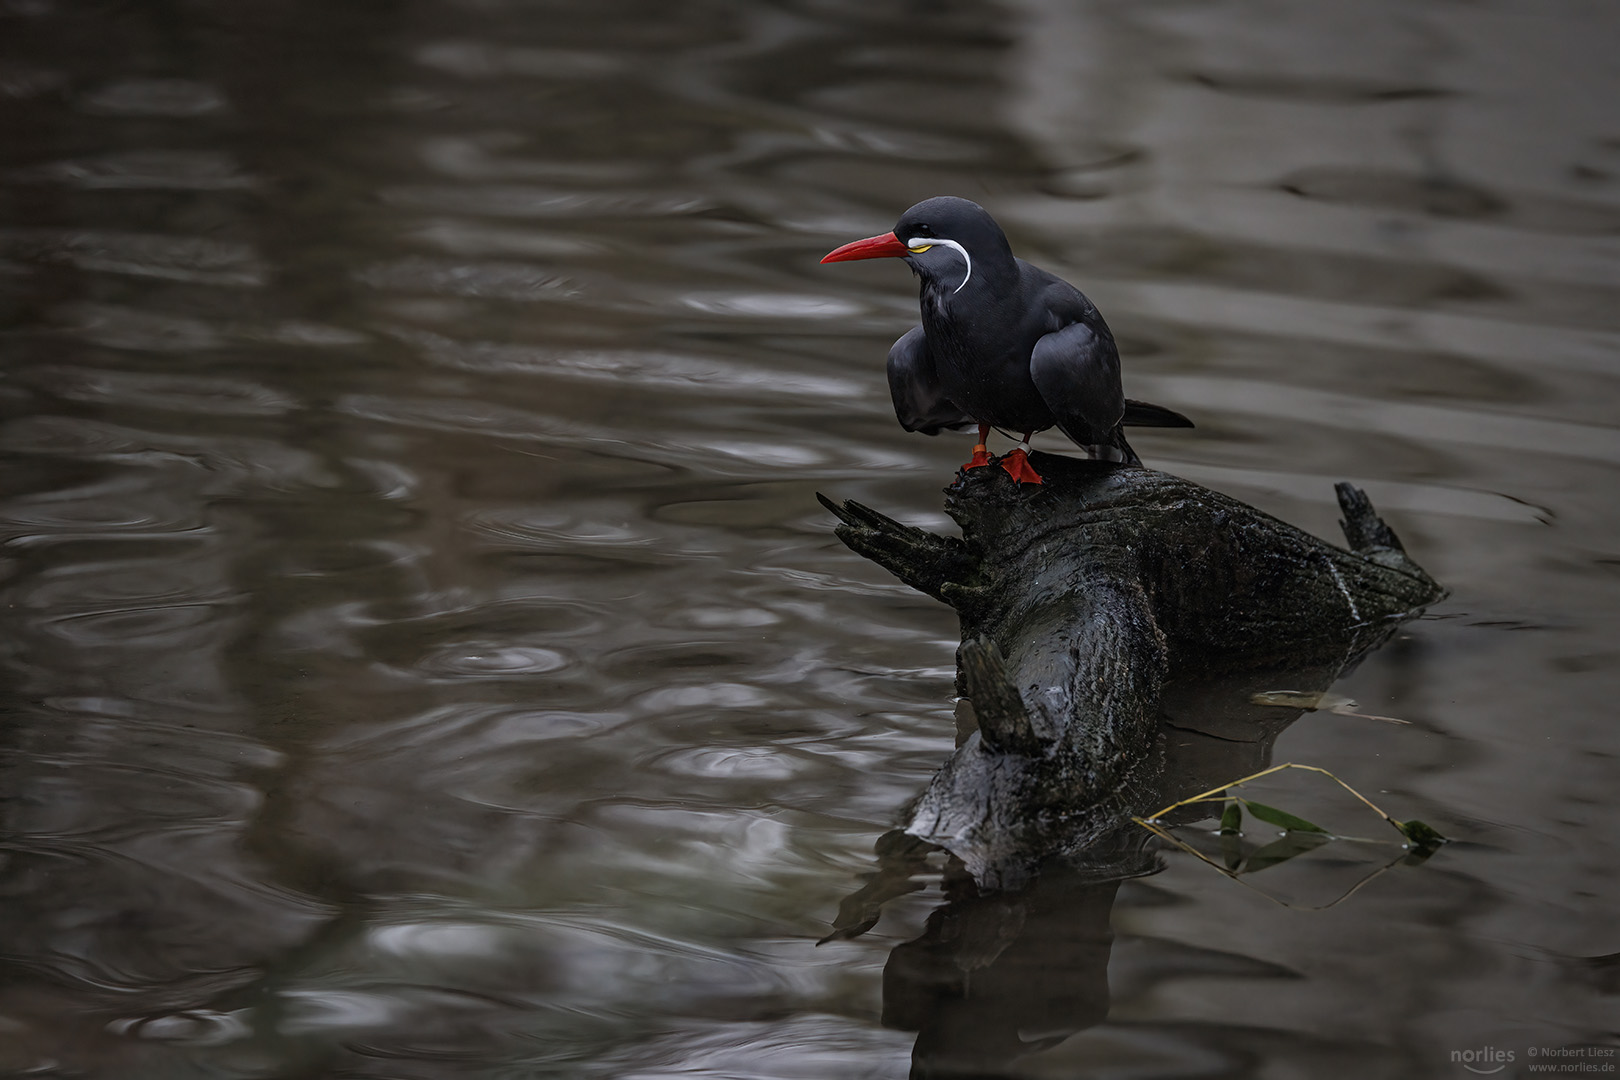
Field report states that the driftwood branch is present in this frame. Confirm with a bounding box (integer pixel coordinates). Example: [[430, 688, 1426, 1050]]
[[823, 451, 1445, 887]]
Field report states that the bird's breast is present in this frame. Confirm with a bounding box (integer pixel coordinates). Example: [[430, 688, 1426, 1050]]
[[922, 310, 1053, 432]]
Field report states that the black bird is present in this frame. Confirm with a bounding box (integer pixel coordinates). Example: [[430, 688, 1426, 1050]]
[[821, 196, 1192, 485]]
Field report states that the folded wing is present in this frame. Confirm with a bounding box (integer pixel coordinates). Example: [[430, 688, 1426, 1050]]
[[887, 326, 976, 435], [1029, 321, 1125, 448]]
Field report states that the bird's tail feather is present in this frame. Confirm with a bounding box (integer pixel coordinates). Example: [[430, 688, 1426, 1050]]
[[1122, 399, 1194, 429]]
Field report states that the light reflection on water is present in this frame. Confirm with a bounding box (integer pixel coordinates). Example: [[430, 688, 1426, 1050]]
[[0, 0, 1616, 1077]]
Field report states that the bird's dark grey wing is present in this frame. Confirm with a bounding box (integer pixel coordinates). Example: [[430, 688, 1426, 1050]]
[[1029, 321, 1124, 447], [887, 326, 975, 435]]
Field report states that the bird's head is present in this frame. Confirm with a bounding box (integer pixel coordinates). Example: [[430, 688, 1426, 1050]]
[[820, 196, 1013, 294]]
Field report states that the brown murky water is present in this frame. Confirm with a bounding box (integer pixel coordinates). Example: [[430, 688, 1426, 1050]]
[[1, 1, 1616, 1077]]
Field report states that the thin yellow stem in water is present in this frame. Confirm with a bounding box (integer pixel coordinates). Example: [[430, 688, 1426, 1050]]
[[1138, 761, 1405, 840]]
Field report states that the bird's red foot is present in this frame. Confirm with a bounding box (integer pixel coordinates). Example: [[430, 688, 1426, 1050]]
[[962, 443, 993, 470], [999, 448, 1043, 485]]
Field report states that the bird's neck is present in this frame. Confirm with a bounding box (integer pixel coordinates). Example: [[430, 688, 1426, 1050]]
[[918, 258, 1013, 314]]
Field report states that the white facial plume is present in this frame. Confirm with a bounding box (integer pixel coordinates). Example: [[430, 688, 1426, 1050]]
[[906, 237, 972, 293]]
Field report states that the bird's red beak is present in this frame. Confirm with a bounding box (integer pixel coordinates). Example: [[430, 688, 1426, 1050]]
[[820, 231, 909, 263]]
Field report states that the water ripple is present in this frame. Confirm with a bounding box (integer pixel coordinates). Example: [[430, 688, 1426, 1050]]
[[0, 416, 337, 493], [465, 507, 658, 551], [418, 136, 649, 184], [0, 473, 208, 544], [413, 40, 624, 80], [24, 365, 295, 416], [9, 150, 257, 190], [334, 392, 875, 479], [1110, 281, 1620, 378], [1143, 375, 1620, 465], [650, 746, 804, 781], [39, 602, 224, 646], [633, 683, 774, 713], [336, 393, 592, 443], [381, 184, 711, 219], [323, 703, 616, 756], [79, 78, 228, 117], [109, 1009, 250, 1046], [357, 256, 581, 301], [681, 293, 864, 319], [417, 642, 570, 678], [0, 229, 265, 285], [60, 304, 222, 351], [0, 62, 67, 99], [398, 327, 863, 397]]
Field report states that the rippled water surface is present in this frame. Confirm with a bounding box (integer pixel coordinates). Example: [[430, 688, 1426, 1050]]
[[2, 2, 1617, 1077]]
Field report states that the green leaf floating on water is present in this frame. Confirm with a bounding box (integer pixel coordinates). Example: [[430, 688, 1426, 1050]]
[[1243, 801, 1328, 834], [1397, 818, 1447, 856], [1131, 763, 1450, 909]]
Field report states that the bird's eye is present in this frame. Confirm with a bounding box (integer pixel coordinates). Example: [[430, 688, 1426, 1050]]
[[904, 223, 937, 252]]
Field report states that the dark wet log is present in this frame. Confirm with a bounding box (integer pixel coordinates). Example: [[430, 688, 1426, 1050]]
[[820, 451, 1445, 886]]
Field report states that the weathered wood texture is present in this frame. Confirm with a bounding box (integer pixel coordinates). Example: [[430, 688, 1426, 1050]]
[[821, 451, 1444, 885]]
